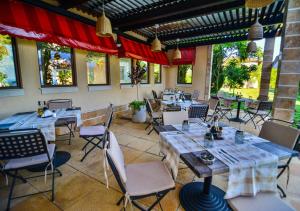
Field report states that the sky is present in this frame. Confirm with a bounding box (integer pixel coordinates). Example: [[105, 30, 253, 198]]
[[255, 37, 281, 61]]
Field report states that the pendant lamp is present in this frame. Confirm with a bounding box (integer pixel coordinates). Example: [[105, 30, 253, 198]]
[[247, 41, 257, 53], [173, 38, 181, 60], [248, 9, 263, 40], [245, 0, 274, 8], [151, 24, 162, 52], [96, 1, 113, 37]]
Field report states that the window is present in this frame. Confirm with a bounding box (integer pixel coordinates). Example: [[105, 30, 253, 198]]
[[37, 42, 76, 87], [177, 64, 193, 84], [139, 60, 149, 84], [86, 52, 109, 85], [0, 35, 21, 88], [120, 58, 132, 84], [153, 64, 161, 84]]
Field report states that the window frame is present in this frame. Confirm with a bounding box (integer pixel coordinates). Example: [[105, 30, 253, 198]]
[[139, 60, 150, 84], [153, 63, 162, 84], [37, 43, 77, 88], [177, 64, 193, 85], [0, 37, 22, 89], [119, 58, 133, 85], [87, 53, 110, 86]]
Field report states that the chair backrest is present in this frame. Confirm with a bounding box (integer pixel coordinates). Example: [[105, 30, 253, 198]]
[[184, 93, 192, 101], [145, 98, 154, 115], [189, 104, 209, 119], [163, 111, 188, 125], [104, 104, 114, 129], [0, 129, 50, 161], [208, 98, 219, 111], [48, 99, 72, 110], [105, 131, 127, 193], [152, 90, 158, 99], [192, 90, 200, 100], [259, 121, 300, 149], [257, 101, 272, 111]]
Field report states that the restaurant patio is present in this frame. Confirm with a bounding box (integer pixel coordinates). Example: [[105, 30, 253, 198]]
[[0, 0, 300, 211]]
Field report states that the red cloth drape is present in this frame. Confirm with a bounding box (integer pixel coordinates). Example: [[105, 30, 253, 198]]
[[118, 36, 169, 65], [172, 47, 196, 65], [0, 0, 117, 54]]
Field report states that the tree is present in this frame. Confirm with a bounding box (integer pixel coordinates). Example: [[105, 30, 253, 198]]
[[211, 41, 262, 93], [224, 59, 257, 94]]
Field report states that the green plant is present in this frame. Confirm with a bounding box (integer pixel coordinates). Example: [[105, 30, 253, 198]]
[[58, 70, 72, 85], [129, 100, 145, 111]]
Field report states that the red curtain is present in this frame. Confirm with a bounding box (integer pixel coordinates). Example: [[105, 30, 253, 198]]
[[118, 36, 169, 65], [172, 47, 196, 65], [0, 0, 117, 54]]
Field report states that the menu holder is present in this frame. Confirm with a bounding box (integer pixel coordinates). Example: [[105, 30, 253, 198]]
[[192, 150, 215, 165], [66, 107, 81, 111]]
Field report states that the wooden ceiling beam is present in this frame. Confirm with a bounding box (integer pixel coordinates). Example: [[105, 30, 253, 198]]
[[112, 0, 244, 31], [58, 0, 90, 9], [155, 14, 283, 41]]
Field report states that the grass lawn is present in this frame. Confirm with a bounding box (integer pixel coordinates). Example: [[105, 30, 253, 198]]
[[220, 87, 300, 124]]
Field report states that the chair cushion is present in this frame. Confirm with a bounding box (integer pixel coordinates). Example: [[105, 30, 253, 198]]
[[125, 161, 175, 196], [80, 125, 106, 137], [4, 144, 55, 170], [228, 192, 295, 211], [152, 112, 162, 119]]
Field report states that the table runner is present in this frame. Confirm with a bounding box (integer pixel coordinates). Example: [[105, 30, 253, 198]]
[[0, 109, 82, 141], [159, 123, 278, 199]]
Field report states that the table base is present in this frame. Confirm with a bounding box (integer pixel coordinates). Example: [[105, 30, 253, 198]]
[[179, 182, 231, 211], [228, 117, 245, 123]]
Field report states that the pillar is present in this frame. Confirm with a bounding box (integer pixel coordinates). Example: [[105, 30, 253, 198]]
[[273, 0, 300, 121], [258, 37, 275, 101], [204, 45, 213, 100]]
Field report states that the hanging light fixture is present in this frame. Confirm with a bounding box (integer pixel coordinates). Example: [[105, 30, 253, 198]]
[[96, 1, 113, 37], [245, 0, 274, 8], [173, 38, 181, 60], [248, 9, 263, 40], [247, 41, 257, 53], [151, 24, 161, 52]]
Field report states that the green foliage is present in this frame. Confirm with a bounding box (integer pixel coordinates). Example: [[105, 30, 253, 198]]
[[0, 35, 11, 61], [0, 71, 8, 87], [129, 100, 145, 111], [211, 41, 262, 94], [58, 70, 72, 85], [269, 68, 278, 89], [178, 64, 192, 84], [86, 51, 106, 64], [224, 59, 256, 94]]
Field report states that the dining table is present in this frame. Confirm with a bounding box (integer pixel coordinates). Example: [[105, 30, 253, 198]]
[[161, 100, 201, 110], [0, 108, 82, 172], [157, 122, 299, 211]]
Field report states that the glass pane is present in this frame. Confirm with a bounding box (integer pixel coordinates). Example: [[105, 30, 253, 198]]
[[140, 60, 148, 84], [86, 52, 108, 85], [0, 35, 18, 88], [37, 42, 74, 86], [154, 64, 161, 83], [178, 64, 193, 84], [120, 58, 132, 84]]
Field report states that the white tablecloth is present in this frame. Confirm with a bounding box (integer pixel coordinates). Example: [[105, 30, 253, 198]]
[[159, 123, 278, 199], [0, 109, 81, 141]]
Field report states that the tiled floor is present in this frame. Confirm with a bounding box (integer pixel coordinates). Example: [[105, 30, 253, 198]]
[[1, 117, 300, 211]]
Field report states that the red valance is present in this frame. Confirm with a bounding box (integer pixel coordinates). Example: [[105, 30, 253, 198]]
[[0, 0, 117, 54], [172, 47, 196, 65], [118, 36, 169, 65]]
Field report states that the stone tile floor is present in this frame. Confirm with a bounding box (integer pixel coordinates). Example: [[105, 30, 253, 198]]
[[1, 117, 300, 211]]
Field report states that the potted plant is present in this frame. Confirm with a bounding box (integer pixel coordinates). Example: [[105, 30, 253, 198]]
[[129, 100, 146, 123], [129, 61, 147, 123]]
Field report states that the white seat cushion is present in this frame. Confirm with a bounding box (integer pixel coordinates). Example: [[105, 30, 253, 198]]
[[80, 125, 106, 136], [4, 144, 55, 170], [125, 161, 175, 196], [152, 112, 162, 119], [228, 192, 295, 211]]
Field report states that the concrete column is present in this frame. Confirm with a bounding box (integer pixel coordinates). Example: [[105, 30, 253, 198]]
[[204, 45, 213, 100], [258, 37, 275, 101], [273, 0, 300, 121]]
